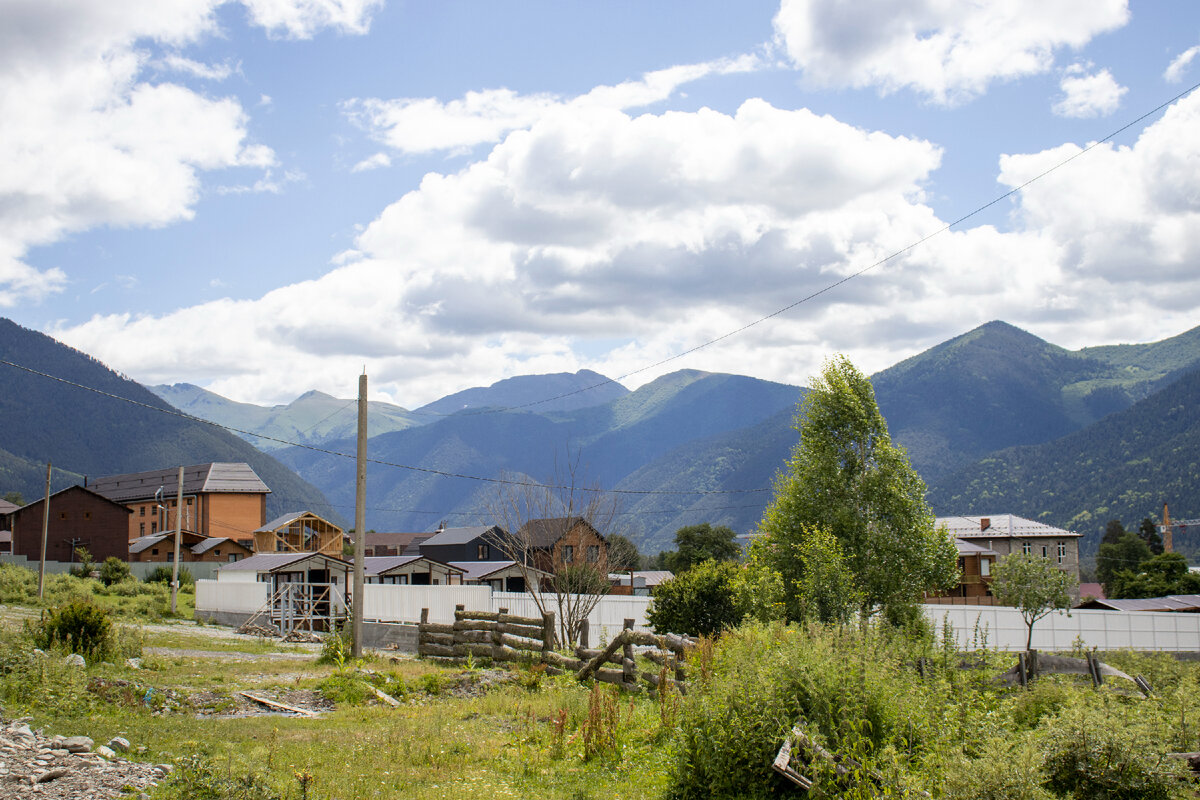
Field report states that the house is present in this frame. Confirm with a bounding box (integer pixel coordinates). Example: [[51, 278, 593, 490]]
[[609, 570, 673, 596], [8, 486, 132, 563], [217, 552, 350, 633], [129, 532, 252, 563], [90, 462, 270, 546], [417, 525, 509, 564], [450, 560, 548, 593], [516, 517, 609, 575], [254, 511, 344, 557], [359, 531, 431, 557], [926, 539, 999, 604], [0, 497, 17, 529], [364, 555, 464, 585]]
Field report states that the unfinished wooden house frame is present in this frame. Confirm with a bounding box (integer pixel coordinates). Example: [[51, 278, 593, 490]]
[[220, 552, 350, 634], [254, 511, 344, 556]]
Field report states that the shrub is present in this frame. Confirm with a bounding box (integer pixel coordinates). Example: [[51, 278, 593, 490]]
[[144, 565, 194, 586], [31, 600, 115, 660], [158, 754, 282, 800], [98, 557, 132, 586], [317, 623, 352, 666], [648, 559, 744, 637], [940, 735, 1055, 800], [68, 547, 96, 579]]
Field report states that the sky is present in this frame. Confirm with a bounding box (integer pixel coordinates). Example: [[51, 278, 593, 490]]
[[3, 0, 1200, 409]]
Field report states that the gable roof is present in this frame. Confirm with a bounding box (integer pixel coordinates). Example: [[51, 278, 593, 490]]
[[12, 485, 132, 516], [360, 531, 431, 554], [219, 552, 350, 573], [365, 555, 463, 577], [517, 517, 600, 548], [191, 536, 245, 555], [256, 510, 342, 534], [0, 499, 19, 515], [936, 514, 1081, 539], [420, 525, 503, 547], [90, 463, 270, 504], [129, 530, 206, 553], [1075, 594, 1200, 612], [450, 560, 551, 581]]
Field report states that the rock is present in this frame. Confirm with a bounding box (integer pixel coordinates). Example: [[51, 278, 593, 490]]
[[34, 767, 70, 783], [60, 736, 93, 753], [63, 653, 86, 668], [107, 736, 131, 752], [95, 745, 116, 759], [126, 657, 143, 669]]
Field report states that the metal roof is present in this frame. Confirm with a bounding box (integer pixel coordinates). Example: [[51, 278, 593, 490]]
[[954, 539, 999, 556], [1076, 594, 1200, 612], [90, 463, 270, 504], [936, 514, 1081, 539], [128, 534, 171, 554], [365, 555, 463, 576], [219, 552, 350, 573], [191, 537, 238, 555], [0, 499, 19, 515], [360, 532, 431, 554], [608, 570, 674, 587], [421, 525, 502, 547], [450, 560, 548, 580], [517, 517, 601, 548]]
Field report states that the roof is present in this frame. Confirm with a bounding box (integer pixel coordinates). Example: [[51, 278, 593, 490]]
[[517, 517, 600, 548], [420, 525, 502, 547], [361, 531, 431, 554], [90, 463, 270, 504], [129, 531, 206, 553], [365, 555, 463, 576], [0, 499, 19, 515], [954, 539, 999, 557], [256, 510, 342, 534], [936, 514, 1081, 539], [1075, 594, 1200, 612], [219, 552, 350, 572], [450, 560, 549, 580], [609, 570, 674, 587], [1078, 582, 1106, 601], [11, 485, 132, 515], [191, 537, 243, 555]]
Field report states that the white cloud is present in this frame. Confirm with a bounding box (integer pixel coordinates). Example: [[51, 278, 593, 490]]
[[0, 0, 374, 307], [344, 55, 763, 156], [772, 0, 1129, 104], [241, 0, 383, 39], [351, 152, 392, 172], [1052, 65, 1126, 118], [1165, 45, 1199, 83]]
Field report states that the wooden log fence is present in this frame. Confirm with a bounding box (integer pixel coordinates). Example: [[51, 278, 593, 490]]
[[417, 606, 697, 696]]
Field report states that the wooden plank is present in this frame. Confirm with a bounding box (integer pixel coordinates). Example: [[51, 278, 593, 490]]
[[240, 692, 316, 717], [369, 685, 401, 707]]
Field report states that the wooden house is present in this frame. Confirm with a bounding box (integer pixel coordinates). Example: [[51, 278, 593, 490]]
[[8, 486, 132, 563], [218, 552, 350, 632], [364, 555, 464, 585], [90, 462, 270, 547], [254, 511, 344, 556], [417, 525, 509, 563], [517, 517, 609, 575], [129, 532, 252, 563], [926, 539, 999, 604]]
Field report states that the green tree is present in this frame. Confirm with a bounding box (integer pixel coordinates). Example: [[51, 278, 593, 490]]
[[1101, 519, 1126, 546], [98, 557, 132, 586], [646, 559, 743, 637], [2, 491, 23, 506], [1137, 517, 1163, 555], [1096, 531, 1151, 591], [1107, 552, 1200, 598], [758, 356, 958, 622], [606, 534, 642, 572], [659, 523, 740, 574], [991, 553, 1077, 650], [793, 524, 861, 624]]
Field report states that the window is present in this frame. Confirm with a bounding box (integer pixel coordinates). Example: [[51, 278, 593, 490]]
[[586, 545, 600, 563], [83, 511, 91, 520], [139, 506, 145, 516], [981, 558, 990, 577], [1057, 542, 1066, 563], [59, 512, 67, 520], [477, 543, 489, 560], [186, 498, 192, 505], [561, 545, 575, 564], [214, 549, 221, 557], [228, 554, 239, 563], [139, 523, 145, 535], [151, 548, 158, 556], [167, 553, 173, 562], [151, 522, 157, 534], [1022, 541, 1031, 555], [1042, 545, 1048, 558]]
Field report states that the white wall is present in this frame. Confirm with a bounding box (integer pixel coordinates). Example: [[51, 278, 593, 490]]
[[925, 604, 1200, 652], [362, 584, 493, 624], [196, 579, 267, 613]]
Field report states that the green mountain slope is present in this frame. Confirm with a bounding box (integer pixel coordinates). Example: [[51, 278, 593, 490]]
[[152, 383, 422, 451], [927, 366, 1200, 560], [0, 319, 332, 521], [415, 369, 628, 416]]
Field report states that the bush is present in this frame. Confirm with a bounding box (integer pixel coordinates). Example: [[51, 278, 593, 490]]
[[648, 560, 744, 637], [941, 735, 1055, 800], [31, 600, 115, 660], [98, 557, 132, 586], [144, 565, 194, 586]]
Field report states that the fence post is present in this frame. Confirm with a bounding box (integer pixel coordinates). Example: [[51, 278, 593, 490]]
[[542, 612, 555, 658], [579, 619, 590, 650], [622, 618, 635, 686], [420, 608, 429, 625]]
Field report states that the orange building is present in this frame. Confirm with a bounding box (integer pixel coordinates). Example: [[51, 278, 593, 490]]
[[89, 462, 270, 548]]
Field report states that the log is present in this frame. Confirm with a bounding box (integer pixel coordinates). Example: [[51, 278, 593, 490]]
[[641, 671, 688, 696], [622, 619, 636, 684], [456, 610, 500, 622], [419, 622, 456, 636], [579, 630, 630, 681], [593, 668, 643, 693], [418, 642, 457, 659], [420, 631, 455, 646], [500, 623, 545, 640], [497, 612, 545, 628], [452, 620, 497, 632], [240, 692, 316, 717], [542, 650, 585, 671]]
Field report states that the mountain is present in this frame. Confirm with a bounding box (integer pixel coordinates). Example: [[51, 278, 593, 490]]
[[927, 365, 1200, 560], [0, 319, 332, 520], [415, 369, 629, 416], [152, 383, 421, 451], [274, 370, 801, 541]]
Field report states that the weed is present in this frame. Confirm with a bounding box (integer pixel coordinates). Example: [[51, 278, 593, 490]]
[[550, 707, 569, 759], [581, 682, 620, 762], [420, 672, 444, 696], [30, 599, 115, 660]]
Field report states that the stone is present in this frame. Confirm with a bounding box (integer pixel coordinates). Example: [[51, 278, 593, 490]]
[[95, 745, 116, 759], [63, 653, 86, 668], [126, 657, 143, 670], [60, 736, 93, 753], [107, 736, 131, 753]]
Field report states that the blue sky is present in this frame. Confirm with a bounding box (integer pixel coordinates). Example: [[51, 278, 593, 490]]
[[3, 1, 1200, 407]]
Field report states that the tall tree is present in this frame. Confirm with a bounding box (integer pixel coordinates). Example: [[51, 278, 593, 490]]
[[1101, 519, 1127, 546], [758, 356, 958, 622], [1137, 517, 1164, 555], [660, 523, 740, 573], [1096, 531, 1151, 592], [991, 553, 1077, 650], [606, 534, 642, 572]]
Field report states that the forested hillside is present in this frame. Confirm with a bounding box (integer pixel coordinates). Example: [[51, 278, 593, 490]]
[[0, 319, 332, 520]]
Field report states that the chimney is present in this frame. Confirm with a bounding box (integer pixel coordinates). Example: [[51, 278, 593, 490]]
[[980, 517, 991, 532]]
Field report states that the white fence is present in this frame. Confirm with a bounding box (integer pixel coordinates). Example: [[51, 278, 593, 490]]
[[194, 582, 1200, 652], [925, 604, 1200, 652]]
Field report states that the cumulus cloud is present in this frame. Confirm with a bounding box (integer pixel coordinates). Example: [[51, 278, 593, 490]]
[[1052, 65, 1126, 117], [1165, 45, 1199, 83], [351, 152, 392, 172], [344, 55, 762, 156], [0, 0, 375, 307], [772, 0, 1129, 104]]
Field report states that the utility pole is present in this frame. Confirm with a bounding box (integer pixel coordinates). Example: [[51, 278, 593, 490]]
[[37, 462, 51, 600], [352, 371, 367, 658], [170, 466, 184, 614], [1163, 503, 1174, 554]]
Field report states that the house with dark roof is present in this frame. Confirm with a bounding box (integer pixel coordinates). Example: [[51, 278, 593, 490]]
[[450, 560, 549, 592], [8, 486, 132, 563], [359, 531, 431, 557], [516, 517, 609, 576], [90, 462, 270, 546], [129, 532, 252, 563], [254, 511, 343, 557], [417, 525, 510, 564]]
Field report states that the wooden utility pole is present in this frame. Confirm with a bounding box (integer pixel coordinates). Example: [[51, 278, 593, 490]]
[[1163, 503, 1174, 553], [37, 462, 51, 600], [352, 371, 367, 657], [170, 466, 184, 614]]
